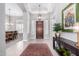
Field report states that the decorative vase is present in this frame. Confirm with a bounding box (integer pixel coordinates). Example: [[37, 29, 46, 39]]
[[55, 32, 61, 38]]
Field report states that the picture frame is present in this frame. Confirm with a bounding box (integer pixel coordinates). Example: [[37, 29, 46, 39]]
[[62, 3, 79, 32]]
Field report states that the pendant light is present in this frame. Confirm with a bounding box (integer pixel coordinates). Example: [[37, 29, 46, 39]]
[[8, 8, 11, 30], [38, 4, 41, 21]]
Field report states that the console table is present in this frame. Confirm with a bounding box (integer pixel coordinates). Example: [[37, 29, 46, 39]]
[[53, 37, 79, 56]]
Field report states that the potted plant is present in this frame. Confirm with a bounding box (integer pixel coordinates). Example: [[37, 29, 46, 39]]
[[53, 23, 62, 38]]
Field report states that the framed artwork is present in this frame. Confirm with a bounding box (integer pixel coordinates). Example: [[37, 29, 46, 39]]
[[62, 3, 79, 32]]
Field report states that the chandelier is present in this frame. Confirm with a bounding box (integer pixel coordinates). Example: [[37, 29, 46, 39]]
[[8, 8, 13, 30], [38, 4, 41, 20], [8, 8, 11, 25]]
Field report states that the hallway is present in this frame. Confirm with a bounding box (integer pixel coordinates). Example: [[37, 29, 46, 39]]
[[0, 3, 78, 56]]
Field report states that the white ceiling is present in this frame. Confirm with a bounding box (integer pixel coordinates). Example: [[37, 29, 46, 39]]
[[25, 3, 54, 14], [5, 3, 23, 16], [5, 3, 69, 16], [5, 3, 69, 24]]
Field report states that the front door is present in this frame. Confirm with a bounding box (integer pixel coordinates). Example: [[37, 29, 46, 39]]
[[36, 21, 44, 39]]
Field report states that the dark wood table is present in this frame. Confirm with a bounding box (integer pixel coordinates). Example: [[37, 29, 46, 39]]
[[6, 31, 18, 42], [53, 37, 79, 56]]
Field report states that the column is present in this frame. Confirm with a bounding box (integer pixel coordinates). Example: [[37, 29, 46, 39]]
[[23, 11, 28, 40], [48, 13, 51, 39], [29, 13, 31, 39]]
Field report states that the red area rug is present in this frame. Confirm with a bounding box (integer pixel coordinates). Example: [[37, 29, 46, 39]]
[[20, 43, 53, 56]]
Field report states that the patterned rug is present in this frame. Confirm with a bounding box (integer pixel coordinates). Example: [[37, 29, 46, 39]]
[[20, 43, 53, 56]]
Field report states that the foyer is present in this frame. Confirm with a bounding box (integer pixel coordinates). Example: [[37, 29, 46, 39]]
[[0, 3, 79, 56], [6, 3, 60, 56]]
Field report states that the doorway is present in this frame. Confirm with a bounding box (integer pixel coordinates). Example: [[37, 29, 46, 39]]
[[36, 21, 44, 39]]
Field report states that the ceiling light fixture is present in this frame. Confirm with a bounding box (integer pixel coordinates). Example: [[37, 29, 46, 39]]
[[8, 8, 11, 25], [38, 4, 41, 21], [8, 8, 12, 30]]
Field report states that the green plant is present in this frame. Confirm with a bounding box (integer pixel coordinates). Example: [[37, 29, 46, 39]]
[[53, 23, 62, 32], [63, 51, 70, 56], [56, 48, 71, 56]]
